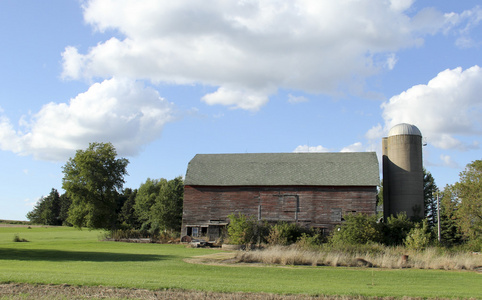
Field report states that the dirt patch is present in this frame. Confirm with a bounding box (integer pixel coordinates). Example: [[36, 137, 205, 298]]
[[0, 283, 368, 299]]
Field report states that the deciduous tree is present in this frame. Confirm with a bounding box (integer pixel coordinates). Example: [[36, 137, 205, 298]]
[[453, 160, 482, 240], [150, 176, 184, 233], [134, 177, 184, 233], [62, 142, 129, 230]]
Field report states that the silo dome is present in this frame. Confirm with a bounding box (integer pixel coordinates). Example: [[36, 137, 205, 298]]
[[388, 123, 422, 137]]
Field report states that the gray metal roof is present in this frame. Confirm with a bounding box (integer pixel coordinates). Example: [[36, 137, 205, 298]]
[[185, 152, 379, 187], [388, 123, 422, 137]]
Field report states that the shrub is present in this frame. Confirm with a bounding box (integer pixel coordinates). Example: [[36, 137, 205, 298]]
[[296, 232, 325, 249], [404, 220, 432, 250], [227, 213, 257, 245], [382, 212, 414, 246], [266, 222, 310, 246], [329, 213, 382, 245], [13, 234, 29, 242]]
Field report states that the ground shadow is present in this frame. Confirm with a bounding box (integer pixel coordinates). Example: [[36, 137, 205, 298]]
[[0, 248, 169, 262]]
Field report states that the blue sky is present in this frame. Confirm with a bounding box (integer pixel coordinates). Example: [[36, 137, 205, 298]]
[[1, 0, 481, 221]]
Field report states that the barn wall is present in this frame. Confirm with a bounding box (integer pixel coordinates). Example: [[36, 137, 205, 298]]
[[181, 185, 377, 238]]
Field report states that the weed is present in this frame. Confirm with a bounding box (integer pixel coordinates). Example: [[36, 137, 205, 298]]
[[12, 234, 29, 242]]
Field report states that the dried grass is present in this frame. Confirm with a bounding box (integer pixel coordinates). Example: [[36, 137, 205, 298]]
[[234, 245, 482, 271]]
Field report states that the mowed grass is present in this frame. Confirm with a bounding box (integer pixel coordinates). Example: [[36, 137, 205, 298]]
[[0, 227, 480, 299]]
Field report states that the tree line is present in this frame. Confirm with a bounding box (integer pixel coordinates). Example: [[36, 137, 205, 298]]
[[27, 142, 183, 236]]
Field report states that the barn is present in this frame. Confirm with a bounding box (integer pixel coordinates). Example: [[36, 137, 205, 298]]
[[181, 152, 379, 240]]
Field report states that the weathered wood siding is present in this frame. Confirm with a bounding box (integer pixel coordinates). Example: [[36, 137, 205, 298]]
[[181, 185, 377, 236]]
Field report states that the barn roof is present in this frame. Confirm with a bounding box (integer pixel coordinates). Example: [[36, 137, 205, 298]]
[[185, 152, 379, 187]]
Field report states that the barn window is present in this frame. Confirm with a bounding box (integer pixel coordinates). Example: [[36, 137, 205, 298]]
[[331, 208, 342, 222], [192, 227, 199, 237]]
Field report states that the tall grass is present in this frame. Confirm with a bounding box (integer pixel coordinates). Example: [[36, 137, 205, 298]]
[[235, 244, 482, 270]]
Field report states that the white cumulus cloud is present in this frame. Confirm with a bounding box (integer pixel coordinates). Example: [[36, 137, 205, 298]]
[[58, 0, 479, 111], [371, 65, 482, 151], [0, 78, 174, 161]]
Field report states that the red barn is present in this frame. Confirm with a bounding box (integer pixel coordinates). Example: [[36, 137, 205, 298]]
[[181, 152, 379, 240]]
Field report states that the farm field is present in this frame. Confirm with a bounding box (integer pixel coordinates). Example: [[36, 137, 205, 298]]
[[0, 226, 481, 299]]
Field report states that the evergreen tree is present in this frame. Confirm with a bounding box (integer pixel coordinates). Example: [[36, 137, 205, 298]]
[[423, 169, 438, 229], [26, 188, 62, 225], [118, 188, 140, 229], [439, 185, 463, 246]]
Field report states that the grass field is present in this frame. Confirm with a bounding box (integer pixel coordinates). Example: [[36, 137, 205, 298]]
[[0, 226, 481, 299]]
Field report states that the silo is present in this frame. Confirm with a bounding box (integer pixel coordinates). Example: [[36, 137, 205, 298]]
[[382, 123, 424, 221]]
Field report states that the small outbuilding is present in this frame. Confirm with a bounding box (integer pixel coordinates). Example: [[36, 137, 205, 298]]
[[181, 152, 380, 240]]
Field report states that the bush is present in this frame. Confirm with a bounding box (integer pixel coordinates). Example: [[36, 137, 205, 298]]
[[404, 220, 432, 250], [266, 222, 310, 246], [227, 213, 257, 245], [455, 237, 482, 252], [329, 213, 382, 246], [13, 234, 29, 242], [382, 212, 414, 246], [296, 232, 325, 249]]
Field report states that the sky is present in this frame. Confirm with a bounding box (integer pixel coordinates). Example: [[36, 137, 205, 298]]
[[1, 0, 481, 221]]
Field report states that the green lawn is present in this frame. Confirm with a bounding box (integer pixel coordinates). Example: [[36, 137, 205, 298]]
[[0, 226, 480, 298]]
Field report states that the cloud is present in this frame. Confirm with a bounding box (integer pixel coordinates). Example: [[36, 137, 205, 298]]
[[24, 198, 38, 208], [371, 65, 482, 151], [59, 0, 478, 111], [294, 142, 369, 153], [293, 145, 330, 153], [440, 155, 460, 168], [0, 78, 174, 161], [287, 94, 308, 104], [385, 53, 398, 70], [340, 142, 364, 152], [444, 6, 482, 48], [201, 86, 271, 111]]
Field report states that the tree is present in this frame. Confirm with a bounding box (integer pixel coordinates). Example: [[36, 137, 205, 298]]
[[439, 184, 463, 246], [26, 188, 62, 225], [134, 177, 184, 233], [59, 193, 72, 225], [118, 188, 139, 229], [423, 169, 438, 229], [150, 176, 184, 233], [133, 178, 162, 229], [452, 160, 482, 240], [62, 142, 129, 230]]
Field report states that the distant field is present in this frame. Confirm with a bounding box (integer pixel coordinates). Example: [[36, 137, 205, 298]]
[[0, 219, 30, 225], [0, 226, 480, 299]]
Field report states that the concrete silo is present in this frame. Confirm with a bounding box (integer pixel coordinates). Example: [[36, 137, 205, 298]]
[[382, 123, 424, 221]]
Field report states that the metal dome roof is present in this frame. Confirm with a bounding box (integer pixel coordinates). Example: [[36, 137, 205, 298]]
[[388, 123, 422, 137]]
